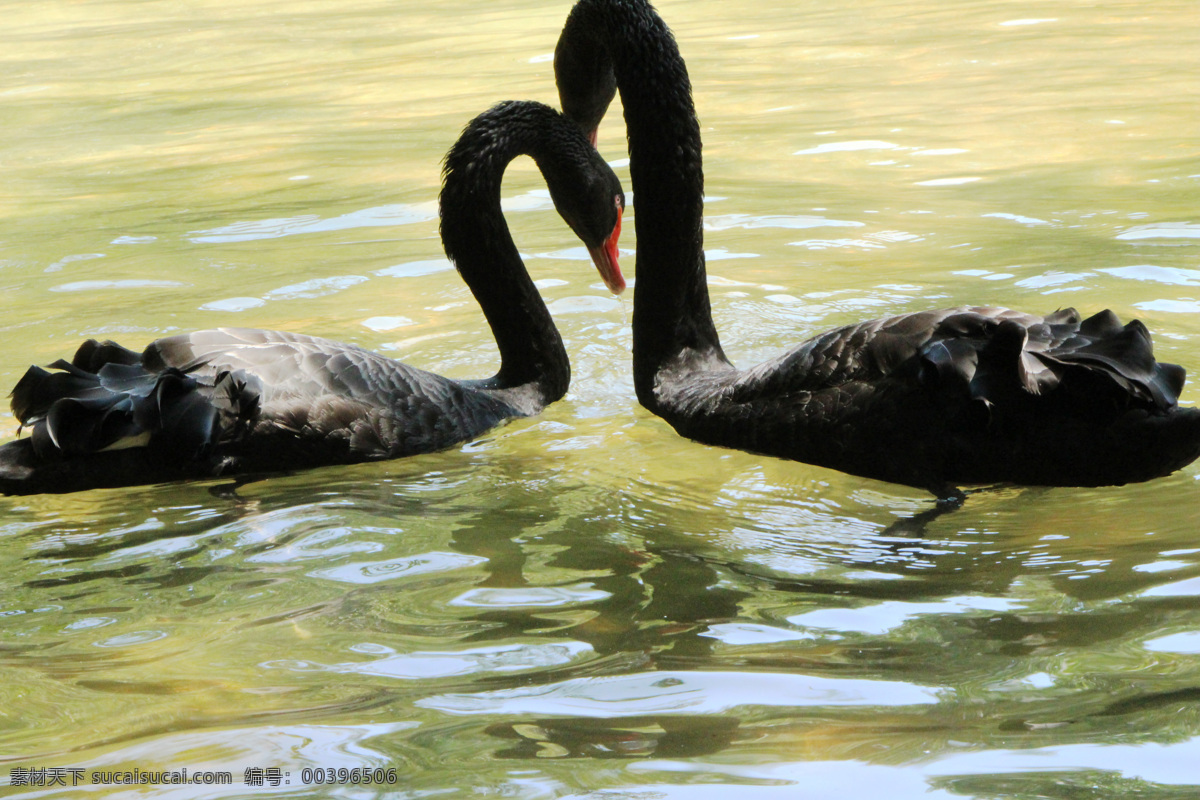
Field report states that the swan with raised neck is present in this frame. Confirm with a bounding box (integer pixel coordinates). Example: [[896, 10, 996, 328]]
[[555, 0, 1200, 501], [0, 100, 625, 494]]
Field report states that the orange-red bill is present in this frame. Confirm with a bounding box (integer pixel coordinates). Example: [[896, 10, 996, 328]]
[[588, 203, 624, 294]]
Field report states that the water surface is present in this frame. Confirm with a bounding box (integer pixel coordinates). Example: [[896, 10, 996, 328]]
[[2, 1, 1199, 797]]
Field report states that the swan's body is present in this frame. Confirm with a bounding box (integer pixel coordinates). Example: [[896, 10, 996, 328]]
[[556, 0, 1200, 499], [0, 101, 624, 495]]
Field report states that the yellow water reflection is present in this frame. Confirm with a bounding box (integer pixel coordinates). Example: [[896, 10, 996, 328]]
[[2, 0, 1199, 798]]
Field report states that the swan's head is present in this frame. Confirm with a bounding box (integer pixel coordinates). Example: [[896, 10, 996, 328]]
[[440, 100, 625, 295], [554, 8, 617, 147], [545, 141, 626, 295]]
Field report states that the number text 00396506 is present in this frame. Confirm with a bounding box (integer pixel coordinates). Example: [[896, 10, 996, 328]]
[[300, 768, 399, 785]]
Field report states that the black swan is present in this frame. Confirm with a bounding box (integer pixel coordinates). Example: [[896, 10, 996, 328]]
[[555, 0, 1200, 504], [0, 100, 625, 495]]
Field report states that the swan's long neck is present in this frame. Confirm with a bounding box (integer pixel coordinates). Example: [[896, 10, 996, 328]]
[[560, 0, 728, 408], [440, 104, 571, 409]]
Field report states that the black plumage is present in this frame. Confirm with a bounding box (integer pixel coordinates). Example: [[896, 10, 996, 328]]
[[555, 0, 1200, 501], [0, 101, 625, 495]]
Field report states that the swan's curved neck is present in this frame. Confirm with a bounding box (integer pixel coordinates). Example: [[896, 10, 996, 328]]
[[440, 108, 570, 409], [560, 0, 728, 405]]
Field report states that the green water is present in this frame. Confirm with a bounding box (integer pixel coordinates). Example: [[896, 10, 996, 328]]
[[2, 0, 1199, 797]]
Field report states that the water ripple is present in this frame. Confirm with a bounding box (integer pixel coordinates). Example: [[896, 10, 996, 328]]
[[1116, 222, 1200, 243], [187, 203, 436, 243], [264, 275, 368, 300], [419, 670, 941, 717], [449, 584, 611, 609], [200, 296, 265, 312], [266, 641, 592, 680], [374, 258, 453, 278], [787, 596, 1022, 636], [50, 279, 187, 292], [309, 551, 486, 585], [1100, 264, 1200, 286], [1143, 632, 1200, 654], [794, 140, 900, 155], [94, 630, 169, 648], [699, 622, 816, 645], [706, 213, 863, 231]]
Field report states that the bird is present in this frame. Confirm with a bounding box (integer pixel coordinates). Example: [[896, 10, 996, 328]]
[[553, 0, 1200, 506], [0, 100, 625, 495]]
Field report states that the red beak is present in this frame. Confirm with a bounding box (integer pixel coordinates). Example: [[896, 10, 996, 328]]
[[588, 201, 624, 294]]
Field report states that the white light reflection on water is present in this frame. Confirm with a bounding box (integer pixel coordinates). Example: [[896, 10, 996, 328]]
[[309, 551, 487, 584], [265, 640, 593, 680], [419, 670, 941, 717], [449, 584, 612, 608], [605, 737, 1200, 799], [187, 204, 436, 243], [787, 595, 1023, 636], [2, 0, 1200, 796]]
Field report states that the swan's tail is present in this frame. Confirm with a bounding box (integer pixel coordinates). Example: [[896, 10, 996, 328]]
[[925, 308, 1200, 485], [1, 339, 260, 495]]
